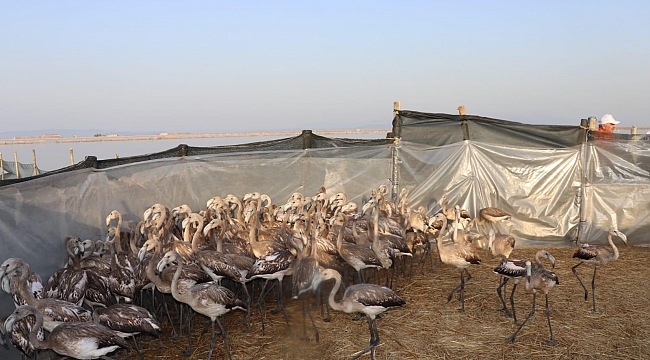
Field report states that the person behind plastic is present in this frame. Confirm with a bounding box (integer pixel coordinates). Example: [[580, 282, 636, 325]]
[[595, 114, 620, 140]]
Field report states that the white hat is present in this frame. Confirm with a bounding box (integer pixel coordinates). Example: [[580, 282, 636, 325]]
[[599, 114, 620, 126]]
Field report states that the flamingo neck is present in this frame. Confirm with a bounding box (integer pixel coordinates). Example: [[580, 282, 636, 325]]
[[191, 218, 204, 252], [534, 251, 545, 269], [28, 309, 46, 350], [609, 233, 620, 261], [170, 256, 186, 302], [16, 269, 37, 306], [326, 271, 345, 313]]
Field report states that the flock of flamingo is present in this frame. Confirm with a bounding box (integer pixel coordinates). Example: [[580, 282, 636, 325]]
[[0, 185, 628, 359]]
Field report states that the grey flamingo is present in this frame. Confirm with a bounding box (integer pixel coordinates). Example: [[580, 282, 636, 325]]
[[320, 268, 405, 359], [157, 250, 246, 360], [493, 250, 555, 324], [572, 228, 627, 312], [4, 305, 129, 359], [506, 260, 559, 345]]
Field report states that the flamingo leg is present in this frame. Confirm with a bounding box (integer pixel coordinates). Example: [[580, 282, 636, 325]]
[[207, 320, 216, 360], [571, 262, 588, 301], [543, 293, 557, 346], [591, 266, 598, 313], [507, 293, 536, 343], [256, 280, 270, 336], [496, 277, 512, 317], [510, 281, 519, 325], [216, 317, 232, 360], [351, 316, 379, 360], [459, 269, 466, 311], [181, 308, 194, 357], [239, 282, 252, 333]]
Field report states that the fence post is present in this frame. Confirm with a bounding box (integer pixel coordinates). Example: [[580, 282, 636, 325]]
[[390, 101, 401, 138], [14, 150, 20, 179], [0, 152, 3, 180], [70, 148, 75, 165], [32, 149, 38, 176], [302, 130, 313, 149]]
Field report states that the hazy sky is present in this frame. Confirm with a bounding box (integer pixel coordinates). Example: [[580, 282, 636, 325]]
[[2, 1, 649, 133]]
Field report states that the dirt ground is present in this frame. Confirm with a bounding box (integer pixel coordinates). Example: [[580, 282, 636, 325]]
[[129, 245, 650, 360]]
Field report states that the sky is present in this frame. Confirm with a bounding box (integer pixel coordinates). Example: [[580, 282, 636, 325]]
[[1, 1, 649, 134]]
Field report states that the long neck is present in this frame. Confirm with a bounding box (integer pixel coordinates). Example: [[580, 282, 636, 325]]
[[170, 257, 186, 302], [608, 233, 620, 261], [249, 212, 259, 246], [326, 271, 345, 313], [372, 205, 380, 247], [524, 262, 533, 291], [191, 217, 204, 252], [129, 231, 139, 255], [115, 213, 125, 254], [146, 258, 164, 287], [436, 218, 447, 252], [15, 269, 37, 307], [534, 251, 545, 269], [28, 310, 47, 350]]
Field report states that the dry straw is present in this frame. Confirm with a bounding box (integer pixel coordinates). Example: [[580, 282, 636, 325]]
[[129, 246, 650, 359]]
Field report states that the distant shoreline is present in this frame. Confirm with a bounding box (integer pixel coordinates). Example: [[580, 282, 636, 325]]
[[1, 129, 391, 145]]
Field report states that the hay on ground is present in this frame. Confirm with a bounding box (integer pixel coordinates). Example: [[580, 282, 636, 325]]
[[127, 246, 650, 359]]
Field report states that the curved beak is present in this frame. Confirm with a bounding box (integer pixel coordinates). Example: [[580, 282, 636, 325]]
[[137, 248, 147, 262], [1, 274, 10, 294], [156, 258, 169, 274]]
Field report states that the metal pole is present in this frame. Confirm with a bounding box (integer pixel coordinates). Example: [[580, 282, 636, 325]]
[[390, 137, 401, 203], [577, 128, 590, 244]]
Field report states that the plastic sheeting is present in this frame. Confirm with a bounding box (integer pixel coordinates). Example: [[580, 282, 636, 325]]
[[398, 140, 582, 247], [0, 160, 42, 180], [3, 114, 650, 358], [0, 144, 394, 345]]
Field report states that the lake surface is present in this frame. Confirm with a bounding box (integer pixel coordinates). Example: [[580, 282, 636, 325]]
[[0, 133, 387, 171]]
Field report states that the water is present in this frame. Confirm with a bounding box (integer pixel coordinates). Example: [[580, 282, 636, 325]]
[[0, 132, 387, 172]]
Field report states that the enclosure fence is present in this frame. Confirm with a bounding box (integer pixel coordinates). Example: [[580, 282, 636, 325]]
[[2, 112, 650, 323]]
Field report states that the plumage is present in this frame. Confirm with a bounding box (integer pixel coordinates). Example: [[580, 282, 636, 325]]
[[45, 236, 88, 305], [5, 305, 129, 360], [0, 258, 43, 307], [92, 303, 161, 338], [488, 228, 516, 259], [572, 228, 627, 312], [156, 251, 246, 360], [493, 250, 555, 323], [321, 268, 405, 359], [5, 263, 92, 333], [1, 312, 45, 357], [434, 213, 481, 312], [506, 260, 559, 345]]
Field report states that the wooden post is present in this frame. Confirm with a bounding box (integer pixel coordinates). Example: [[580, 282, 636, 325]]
[[588, 117, 597, 130], [115, 154, 119, 159], [0, 152, 3, 180], [393, 101, 401, 117], [14, 150, 20, 179], [32, 149, 38, 176], [458, 105, 466, 115], [632, 126, 637, 135], [70, 148, 74, 165]]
